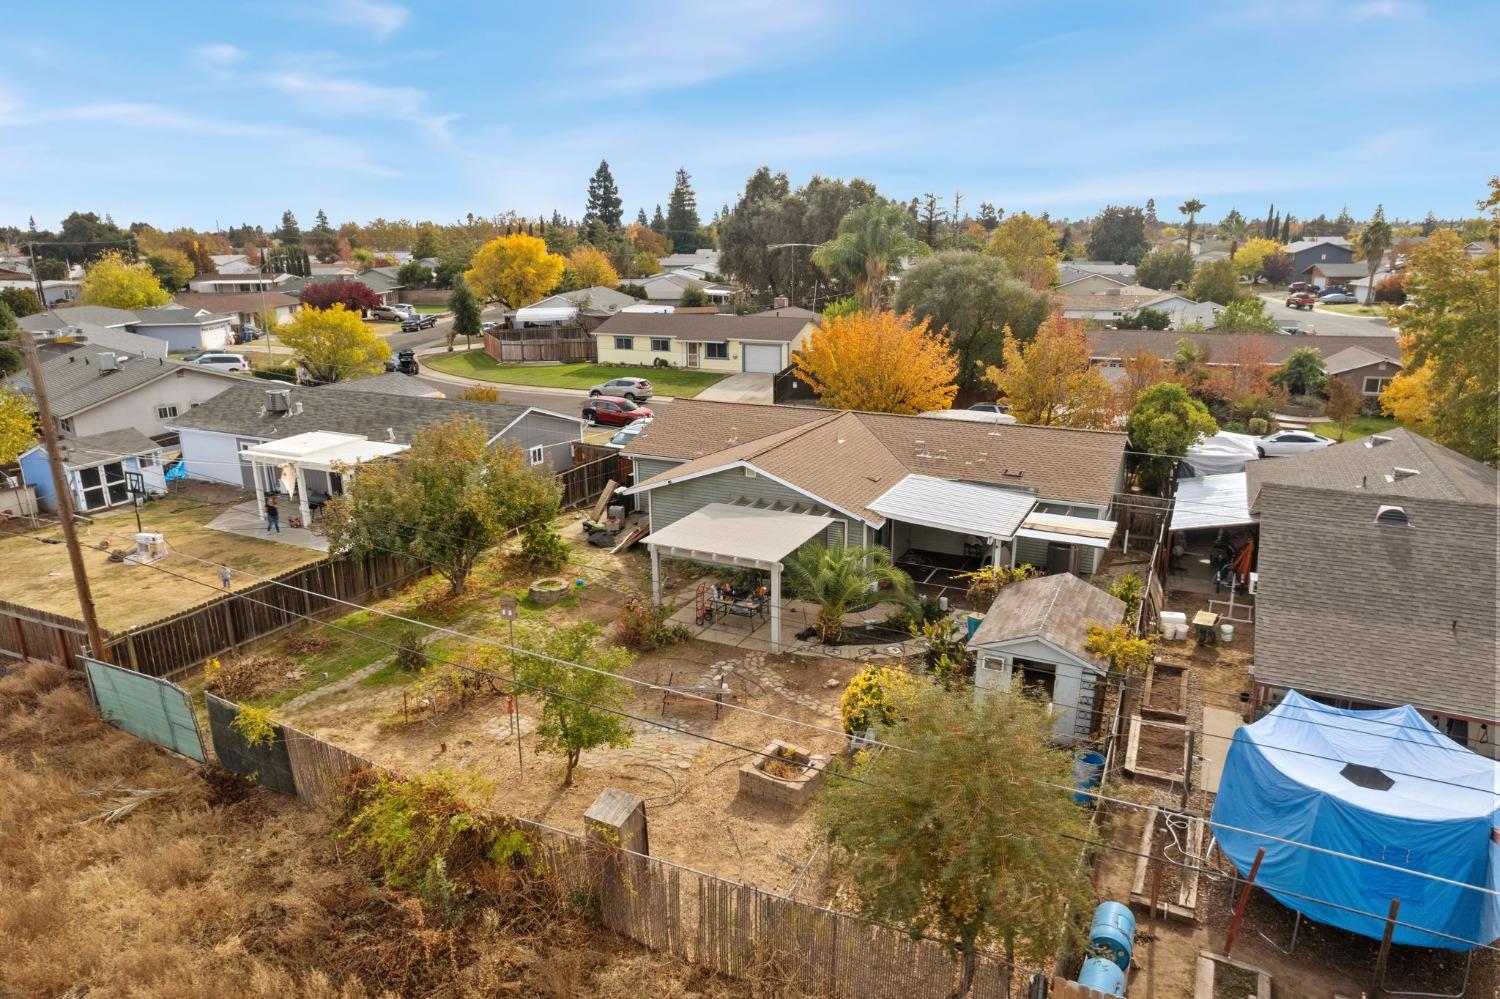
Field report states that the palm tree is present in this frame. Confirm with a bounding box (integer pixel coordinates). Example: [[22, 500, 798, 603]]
[[1178, 198, 1206, 255], [811, 200, 929, 311], [1356, 205, 1393, 305], [784, 544, 913, 642]]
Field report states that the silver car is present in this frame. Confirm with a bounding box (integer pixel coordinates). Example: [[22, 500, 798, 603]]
[[190, 352, 248, 373], [1256, 430, 1335, 457]]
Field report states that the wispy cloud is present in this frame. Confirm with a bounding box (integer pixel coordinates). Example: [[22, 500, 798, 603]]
[[1350, 0, 1422, 19], [191, 42, 246, 69], [301, 0, 410, 41], [266, 70, 459, 141]]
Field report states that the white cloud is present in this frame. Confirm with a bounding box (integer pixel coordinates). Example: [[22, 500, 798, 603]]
[[1350, 0, 1422, 19], [266, 71, 458, 142], [191, 42, 245, 68], [304, 0, 410, 41]]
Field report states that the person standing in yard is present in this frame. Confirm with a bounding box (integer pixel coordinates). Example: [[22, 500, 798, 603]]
[[219, 565, 232, 590], [265, 495, 280, 533]]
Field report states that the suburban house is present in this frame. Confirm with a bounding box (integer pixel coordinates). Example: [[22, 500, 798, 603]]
[[325, 372, 446, 399], [187, 272, 296, 294], [627, 270, 736, 306], [1283, 237, 1354, 276], [1059, 272, 1131, 295], [1085, 330, 1404, 381], [1304, 261, 1371, 291], [594, 313, 814, 373], [969, 573, 1126, 742], [0, 269, 81, 306], [171, 291, 301, 332], [657, 249, 720, 273], [1058, 261, 1135, 286], [4, 349, 242, 439], [1245, 429, 1498, 758], [129, 306, 235, 352], [1322, 343, 1404, 401], [514, 286, 638, 329], [24, 318, 169, 360], [286, 270, 402, 307], [756, 302, 820, 322], [1058, 286, 1220, 327], [17, 427, 167, 514], [210, 254, 259, 274], [19, 305, 138, 333], [1465, 240, 1496, 259], [167, 382, 586, 497]]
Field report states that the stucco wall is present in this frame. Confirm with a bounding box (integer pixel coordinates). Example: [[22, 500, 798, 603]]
[[66, 368, 239, 439]]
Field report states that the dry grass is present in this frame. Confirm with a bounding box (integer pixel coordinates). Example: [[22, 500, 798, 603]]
[[0, 660, 781, 998]]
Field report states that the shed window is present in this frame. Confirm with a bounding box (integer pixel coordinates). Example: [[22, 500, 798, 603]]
[[705, 342, 729, 360], [527, 445, 545, 467], [650, 338, 671, 352], [614, 336, 634, 351]]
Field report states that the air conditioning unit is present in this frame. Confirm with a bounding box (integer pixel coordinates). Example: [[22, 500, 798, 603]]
[[96, 352, 119, 371], [1247, 572, 1259, 596], [265, 388, 291, 413]]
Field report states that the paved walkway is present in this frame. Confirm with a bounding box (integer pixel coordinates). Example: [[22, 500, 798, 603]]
[[695, 371, 774, 404], [205, 500, 328, 552], [1199, 706, 1243, 794]]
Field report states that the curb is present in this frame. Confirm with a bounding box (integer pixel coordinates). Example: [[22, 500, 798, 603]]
[[414, 351, 680, 402]]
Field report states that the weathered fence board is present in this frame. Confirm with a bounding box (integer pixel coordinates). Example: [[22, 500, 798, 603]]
[[283, 724, 374, 808], [560, 445, 634, 508]]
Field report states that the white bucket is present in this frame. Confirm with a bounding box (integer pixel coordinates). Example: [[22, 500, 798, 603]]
[[1220, 623, 1235, 644]]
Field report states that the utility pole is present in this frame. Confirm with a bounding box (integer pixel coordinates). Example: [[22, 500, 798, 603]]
[[19, 329, 110, 662], [26, 242, 47, 309]]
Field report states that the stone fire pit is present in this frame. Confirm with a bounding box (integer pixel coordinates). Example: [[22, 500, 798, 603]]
[[738, 740, 829, 809], [527, 577, 570, 606]]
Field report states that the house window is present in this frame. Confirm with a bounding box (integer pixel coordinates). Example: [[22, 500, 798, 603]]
[[650, 338, 671, 352], [156, 404, 179, 419], [705, 342, 729, 360], [614, 336, 634, 351], [1363, 377, 1392, 395], [527, 445, 545, 467], [59, 417, 75, 433]]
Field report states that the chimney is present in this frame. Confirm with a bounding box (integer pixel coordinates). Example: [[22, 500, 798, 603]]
[[265, 388, 291, 413], [772, 296, 789, 310]]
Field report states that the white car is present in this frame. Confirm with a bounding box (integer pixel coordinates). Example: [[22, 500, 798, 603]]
[[1255, 430, 1335, 457], [605, 418, 652, 449], [189, 352, 248, 373]]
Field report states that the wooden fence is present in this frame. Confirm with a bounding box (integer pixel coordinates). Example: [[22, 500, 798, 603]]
[[772, 363, 817, 404], [483, 329, 597, 364], [0, 554, 425, 681], [560, 443, 635, 509]]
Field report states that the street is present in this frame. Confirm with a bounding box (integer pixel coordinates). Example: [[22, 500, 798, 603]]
[[377, 303, 508, 353], [1256, 292, 1395, 338]]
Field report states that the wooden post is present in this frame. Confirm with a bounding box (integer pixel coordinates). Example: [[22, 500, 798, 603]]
[[1370, 898, 1401, 996], [1148, 854, 1163, 999], [1181, 730, 1196, 811], [1222, 847, 1265, 956]]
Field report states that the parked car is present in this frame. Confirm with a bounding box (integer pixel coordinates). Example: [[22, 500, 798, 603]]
[[1288, 281, 1317, 294], [1255, 430, 1335, 457], [1285, 292, 1318, 310], [383, 349, 420, 375], [966, 401, 1011, 413], [1319, 291, 1359, 304], [582, 396, 653, 427], [400, 314, 438, 332], [390, 303, 416, 318], [605, 418, 652, 449], [190, 352, 249, 373], [589, 377, 653, 402]]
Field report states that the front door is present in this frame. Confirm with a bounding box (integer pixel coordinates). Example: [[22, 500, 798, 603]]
[[685, 342, 700, 368]]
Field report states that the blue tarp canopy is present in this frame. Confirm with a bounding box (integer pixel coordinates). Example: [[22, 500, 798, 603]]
[[1210, 691, 1500, 951]]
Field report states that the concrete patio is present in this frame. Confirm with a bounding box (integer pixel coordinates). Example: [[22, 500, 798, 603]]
[[205, 499, 330, 553]]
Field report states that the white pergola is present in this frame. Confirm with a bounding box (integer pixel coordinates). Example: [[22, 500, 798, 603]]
[[241, 431, 407, 527], [645, 503, 835, 652]]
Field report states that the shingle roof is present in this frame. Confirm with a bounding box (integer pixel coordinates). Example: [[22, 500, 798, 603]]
[[1245, 428, 1497, 507], [53, 427, 161, 465], [19, 306, 139, 331], [625, 400, 1127, 514], [1322, 344, 1402, 375], [1058, 292, 1169, 313], [1085, 330, 1402, 366], [1252, 483, 1498, 720], [1284, 237, 1352, 253], [171, 291, 302, 314], [525, 286, 639, 312], [967, 573, 1125, 670], [594, 313, 811, 343], [756, 305, 820, 321], [1305, 262, 1370, 278], [7, 350, 239, 418], [165, 381, 534, 444], [324, 372, 445, 398], [134, 305, 234, 326]]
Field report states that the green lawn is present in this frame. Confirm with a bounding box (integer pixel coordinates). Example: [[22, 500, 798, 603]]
[[423, 352, 729, 398], [1310, 416, 1400, 442], [413, 304, 449, 314], [1318, 303, 1385, 317]]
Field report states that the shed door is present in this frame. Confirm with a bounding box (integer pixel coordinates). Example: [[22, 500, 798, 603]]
[[743, 344, 783, 373]]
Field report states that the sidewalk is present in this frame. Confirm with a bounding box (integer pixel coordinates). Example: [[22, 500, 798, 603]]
[[414, 346, 691, 402]]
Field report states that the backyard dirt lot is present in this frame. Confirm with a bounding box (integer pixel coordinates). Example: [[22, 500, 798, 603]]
[[0, 482, 322, 629]]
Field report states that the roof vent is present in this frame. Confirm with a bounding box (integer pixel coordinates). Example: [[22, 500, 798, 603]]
[[1365, 434, 1393, 448], [1389, 467, 1420, 481], [1375, 505, 1410, 526], [96, 352, 119, 372], [1003, 468, 1024, 478], [386, 428, 396, 442], [265, 388, 291, 413]]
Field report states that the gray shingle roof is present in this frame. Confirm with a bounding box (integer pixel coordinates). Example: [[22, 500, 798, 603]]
[[53, 427, 160, 465], [134, 305, 234, 326], [1305, 262, 1370, 278], [19, 306, 139, 331], [324, 372, 445, 398], [1245, 428, 1497, 507], [1085, 330, 1402, 367], [170, 291, 302, 314], [1252, 483, 1498, 720], [968, 573, 1125, 670], [594, 313, 811, 343], [6, 350, 239, 418], [164, 381, 534, 444]]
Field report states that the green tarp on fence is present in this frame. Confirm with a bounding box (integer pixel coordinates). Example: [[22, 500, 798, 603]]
[[204, 691, 297, 795], [83, 656, 206, 762]]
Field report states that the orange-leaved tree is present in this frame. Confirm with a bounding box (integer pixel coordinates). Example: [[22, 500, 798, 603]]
[[984, 313, 1116, 428], [793, 310, 957, 414]]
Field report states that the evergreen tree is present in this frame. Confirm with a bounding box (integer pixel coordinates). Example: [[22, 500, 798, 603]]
[[650, 204, 667, 236], [27, 215, 37, 234], [276, 210, 301, 244], [977, 202, 1000, 231], [1264, 203, 1276, 239], [583, 159, 624, 231], [312, 209, 333, 234], [1335, 204, 1356, 235], [1421, 211, 1438, 236], [1144, 198, 1158, 226], [636, 207, 648, 226], [1280, 214, 1292, 243], [665, 169, 702, 252]]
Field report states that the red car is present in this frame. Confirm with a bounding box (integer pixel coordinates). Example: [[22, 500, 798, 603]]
[[583, 395, 653, 427], [1285, 292, 1317, 310]]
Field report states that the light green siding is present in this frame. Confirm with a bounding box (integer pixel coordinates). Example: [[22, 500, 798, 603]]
[[642, 466, 858, 550]]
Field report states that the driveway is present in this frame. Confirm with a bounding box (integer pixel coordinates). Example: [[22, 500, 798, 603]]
[[694, 371, 774, 404], [1257, 292, 1395, 338]]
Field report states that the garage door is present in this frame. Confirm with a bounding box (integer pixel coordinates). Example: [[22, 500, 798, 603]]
[[743, 344, 783, 373]]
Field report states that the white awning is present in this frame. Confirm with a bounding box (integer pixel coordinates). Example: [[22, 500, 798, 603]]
[[868, 474, 1035, 540], [514, 305, 578, 324], [1171, 472, 1254, 532], [1016, 511, 1116, 550], [240, 431, 407, 472], [644, 502, 834, 569]]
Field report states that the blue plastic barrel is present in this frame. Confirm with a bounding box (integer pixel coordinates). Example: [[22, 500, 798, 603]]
[[1073, 749, 1106, 806], [965, 613, 985, 640], [1089, 901, 1137, 970], [1077, 956, 1126, 996]]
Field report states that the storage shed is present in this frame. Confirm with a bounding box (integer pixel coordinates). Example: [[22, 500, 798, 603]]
[[968, 573, 1125, 742]]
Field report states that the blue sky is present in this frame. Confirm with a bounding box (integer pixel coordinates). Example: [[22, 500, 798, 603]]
[[3, 0, 1497, 232]]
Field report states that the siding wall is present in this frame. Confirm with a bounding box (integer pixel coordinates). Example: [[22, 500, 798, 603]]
[[973, 640, 1100, 742], [69, 368, 240, 439], [1012, 501, 1107, 575], [176, 428, 256, 486], [641, 465, 856, 550], [497, 412, 584, 471]]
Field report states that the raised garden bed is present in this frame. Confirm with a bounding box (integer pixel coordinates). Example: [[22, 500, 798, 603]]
[[1130, 805, 1209, 923], [1125, 715, 1191, 784], [1195, 953, 1270, 999], [738, 740, 829, 809], [1142, 659, 1189, 722], [527, 577, 571, 606]]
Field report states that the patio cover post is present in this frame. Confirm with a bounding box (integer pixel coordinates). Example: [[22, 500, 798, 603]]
[[295, 464, 311, 526], [650, 545, 662, 605], [252, 459, 266, 523], [770, 562, 781, 651]]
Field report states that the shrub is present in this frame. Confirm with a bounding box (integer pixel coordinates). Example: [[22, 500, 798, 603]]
[[518, 522, 568, 572], [231, 703, 278, 748], [884, 594, 944, 634], [615, 590, 689, 651], [958, 563, 1041, 606], [394, 623, 426, 672], [1373, 273, 1406, 304], [839, 664, 918, 735], [205, 655, 304, 700], [919, 617, 971, 689], [1084, 623, 1155, 673], [456, 384, 503, 402], [250, 365, 297, 383], [1247, 416, 1269, 435], [1107, 573, 1144, 625]]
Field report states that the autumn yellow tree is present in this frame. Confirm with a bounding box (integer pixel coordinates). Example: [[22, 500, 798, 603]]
[[80, 251, 171, 310], [465, 234, 565, 307], [793, 310, 957, 414], [277, 304, 390, 384], [1379, 358, 1432, 435], [564, 247, 620, 290], [984, 212, 1060, 288], [984, 314, 1116, 428], [0, 386, 36, 465], [1233, 237, 1283, 282]]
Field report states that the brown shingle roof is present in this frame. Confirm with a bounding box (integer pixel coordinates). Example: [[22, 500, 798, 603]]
[[1086, 329, 1402, 366], [594, 313, 811, 343], [967, 573, 1125, 670], [624, 400, 1127, 515]]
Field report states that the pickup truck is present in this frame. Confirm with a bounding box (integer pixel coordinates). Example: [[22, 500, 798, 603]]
[[1285, 292, 1317, 310]]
